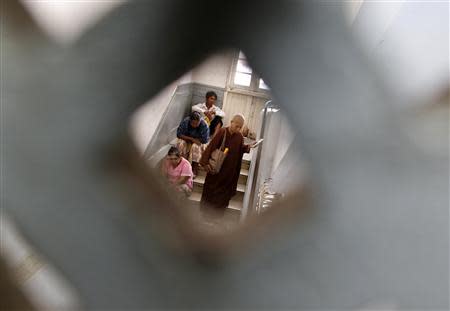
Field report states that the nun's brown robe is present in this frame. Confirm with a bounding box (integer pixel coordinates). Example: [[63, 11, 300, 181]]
[[199, 127, 250, 214]]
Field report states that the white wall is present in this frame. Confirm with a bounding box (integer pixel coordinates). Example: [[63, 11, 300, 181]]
[[191, 50, 235, 88], [270, 113, 295, 173], [129, 72, 192, 153]]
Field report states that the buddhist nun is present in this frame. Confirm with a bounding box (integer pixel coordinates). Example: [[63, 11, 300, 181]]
[[199, 114, 257, 215]]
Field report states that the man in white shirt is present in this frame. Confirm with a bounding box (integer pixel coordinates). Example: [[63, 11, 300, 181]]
[[191, 91, 225, 126]]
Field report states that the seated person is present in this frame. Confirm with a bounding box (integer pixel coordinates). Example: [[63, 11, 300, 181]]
[[208, 116, 223, 141], [191, 91, 225, 127], [161, 146, 193, 197], [176, 111, 209, 176]]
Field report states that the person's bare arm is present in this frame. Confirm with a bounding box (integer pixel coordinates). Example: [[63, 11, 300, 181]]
[[193, 138, 202, 145], [178, 134, 200, 145], [178, 134, 192, 142], [174, 176, 189, 185], [204, 111, 213, 121]]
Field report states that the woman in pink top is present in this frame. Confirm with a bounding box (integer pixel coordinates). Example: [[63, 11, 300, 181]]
[[161, 146, 193, 197]]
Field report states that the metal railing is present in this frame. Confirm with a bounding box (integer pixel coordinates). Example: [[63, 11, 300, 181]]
[[255, 178, 283, 213], [241, 100, 280, 220]]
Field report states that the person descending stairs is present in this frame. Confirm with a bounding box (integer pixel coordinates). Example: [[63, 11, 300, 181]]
[[187, 152, 252, 227]]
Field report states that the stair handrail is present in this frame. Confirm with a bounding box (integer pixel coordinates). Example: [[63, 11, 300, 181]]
[[241, 99, 275, 220]]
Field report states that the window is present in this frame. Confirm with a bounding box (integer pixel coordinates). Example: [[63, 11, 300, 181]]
[[234, 51, 252, 87], [232, 51, 270, 91], [258, 78, 270, 90]]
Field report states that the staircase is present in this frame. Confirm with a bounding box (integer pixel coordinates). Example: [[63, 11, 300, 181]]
[[187, 152, 252, 225]]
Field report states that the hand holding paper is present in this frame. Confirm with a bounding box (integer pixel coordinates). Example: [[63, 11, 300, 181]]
[[250, 139, 264, 148]]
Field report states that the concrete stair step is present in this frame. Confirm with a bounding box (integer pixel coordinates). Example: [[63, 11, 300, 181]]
[[241, 160, 250, 170], [242, 152, 252, 170], [238, 174, 248, 185]]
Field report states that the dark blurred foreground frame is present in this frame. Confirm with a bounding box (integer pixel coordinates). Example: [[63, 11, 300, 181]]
[[2, 0, 448, 310], [0, 257, 35, 311]]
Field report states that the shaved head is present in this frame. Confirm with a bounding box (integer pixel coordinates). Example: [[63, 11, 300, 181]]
[[231, 114, 245, 124], [229, 114, 245, 134]]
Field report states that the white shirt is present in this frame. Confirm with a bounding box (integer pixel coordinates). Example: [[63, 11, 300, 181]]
[[191, 102, 225, 120]]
